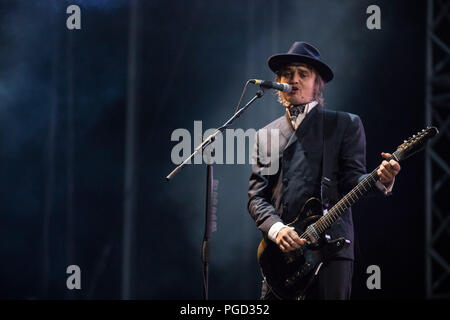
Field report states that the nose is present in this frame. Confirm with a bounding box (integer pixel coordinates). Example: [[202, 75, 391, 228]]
[[289, 71, 300, 84]]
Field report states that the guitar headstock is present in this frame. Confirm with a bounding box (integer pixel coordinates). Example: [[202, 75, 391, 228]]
[[394, 127, 439, 161]]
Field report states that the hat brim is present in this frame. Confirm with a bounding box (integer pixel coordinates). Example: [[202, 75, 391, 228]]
[[268, 54, 334, 83]]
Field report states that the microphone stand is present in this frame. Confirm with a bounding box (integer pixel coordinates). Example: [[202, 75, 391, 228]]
[[166, 88, 265, 300], [201, 158, 214, 300]]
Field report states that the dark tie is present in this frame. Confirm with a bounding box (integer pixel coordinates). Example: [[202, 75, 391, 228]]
[[288, 104, 306, 117]]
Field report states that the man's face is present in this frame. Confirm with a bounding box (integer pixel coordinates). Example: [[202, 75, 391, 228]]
[[278, 63, 316, 105]]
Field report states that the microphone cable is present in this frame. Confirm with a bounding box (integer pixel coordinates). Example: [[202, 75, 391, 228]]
[[233, 80, 252, 115]]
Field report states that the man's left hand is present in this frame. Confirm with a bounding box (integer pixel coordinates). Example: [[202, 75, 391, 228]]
[[377, 152, 401, 188]]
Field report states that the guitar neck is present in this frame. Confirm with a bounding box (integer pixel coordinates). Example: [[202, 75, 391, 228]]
[[312, 167, 380, 236]]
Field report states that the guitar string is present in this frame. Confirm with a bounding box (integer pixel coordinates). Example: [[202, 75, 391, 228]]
[[322, 170, 376, 230], [296, 139, 424, 242], [314, 167, 380, 234], [295, 151, 398, 246]]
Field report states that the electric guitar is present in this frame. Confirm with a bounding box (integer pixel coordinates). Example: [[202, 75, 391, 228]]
[[257, 127, 439, 300]]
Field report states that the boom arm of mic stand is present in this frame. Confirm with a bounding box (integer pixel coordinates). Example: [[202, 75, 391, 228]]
[[165, 88, 264, 181]]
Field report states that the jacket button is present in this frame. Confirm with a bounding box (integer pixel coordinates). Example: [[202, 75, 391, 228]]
[[283, 178, 289, 185]]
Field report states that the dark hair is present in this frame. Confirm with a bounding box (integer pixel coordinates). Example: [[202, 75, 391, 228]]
[[274, 63, 325, 106]]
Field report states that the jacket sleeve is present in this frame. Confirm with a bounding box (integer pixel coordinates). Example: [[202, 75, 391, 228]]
[[247, 131, 283, 236], [337, 114, 381, 197]]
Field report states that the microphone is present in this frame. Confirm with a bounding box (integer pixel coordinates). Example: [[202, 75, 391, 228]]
[[249, 79, 292, 93]]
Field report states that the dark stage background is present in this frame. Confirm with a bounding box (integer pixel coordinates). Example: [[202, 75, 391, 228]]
[[0, 0, 435, 299]]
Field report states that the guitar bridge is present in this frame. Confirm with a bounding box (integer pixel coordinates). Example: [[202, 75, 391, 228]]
[[285, 262, 313, 287]]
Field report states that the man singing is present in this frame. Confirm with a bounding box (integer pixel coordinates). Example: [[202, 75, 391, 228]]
[[247, 41, 400, 300]]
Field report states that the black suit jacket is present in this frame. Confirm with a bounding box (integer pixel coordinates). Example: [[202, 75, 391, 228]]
[[248, 105, 379, 260]]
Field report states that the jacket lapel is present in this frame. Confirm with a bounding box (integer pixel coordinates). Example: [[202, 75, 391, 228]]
[[283, 105, 323, 151], [277, 112, 295, 151]]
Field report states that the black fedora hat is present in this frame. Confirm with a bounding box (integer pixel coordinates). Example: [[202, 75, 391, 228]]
[[268, 41, 334, 83]]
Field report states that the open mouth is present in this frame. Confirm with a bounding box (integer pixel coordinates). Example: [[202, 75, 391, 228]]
[[290, 86, 299, 94]]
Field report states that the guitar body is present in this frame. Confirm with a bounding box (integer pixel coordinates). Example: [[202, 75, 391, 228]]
[[257, 197, 349, 300], [256, 127, 438, 300]]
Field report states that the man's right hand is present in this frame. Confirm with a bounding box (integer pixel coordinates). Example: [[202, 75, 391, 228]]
[[275, 227, 307, 253]]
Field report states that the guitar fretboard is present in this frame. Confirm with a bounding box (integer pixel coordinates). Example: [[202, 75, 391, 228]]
[[300, 151, 398, 241], [314, 169, 378, 235]]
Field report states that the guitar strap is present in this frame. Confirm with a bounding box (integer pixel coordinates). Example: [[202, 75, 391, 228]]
[[321, 108, 338, 210]]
